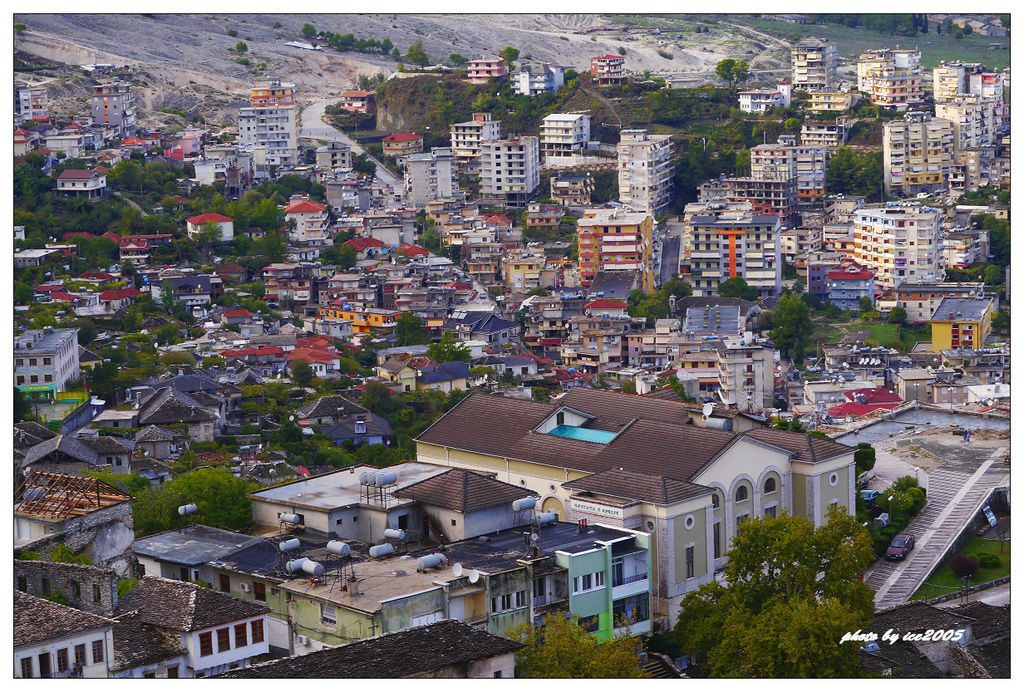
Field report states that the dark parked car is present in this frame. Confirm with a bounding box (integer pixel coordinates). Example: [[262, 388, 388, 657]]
[[886, 533, 915, 560]]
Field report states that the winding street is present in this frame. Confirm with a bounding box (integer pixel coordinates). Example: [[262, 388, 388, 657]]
[[298, 98, 403, 199]]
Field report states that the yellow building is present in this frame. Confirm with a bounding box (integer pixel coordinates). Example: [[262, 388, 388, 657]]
[[808, 90, 862, 112], [929, 297, 994, 352], [502, 250, 543, 293], [576, 208, 656, 293], [320, 306, 399, 334]]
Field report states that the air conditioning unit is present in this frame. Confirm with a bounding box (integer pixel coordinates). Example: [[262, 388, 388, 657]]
[[297, 635, 310, 646], [240, 583, 251, 593]]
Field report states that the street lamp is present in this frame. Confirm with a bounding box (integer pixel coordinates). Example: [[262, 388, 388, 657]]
[[947, 386, 954, 412]]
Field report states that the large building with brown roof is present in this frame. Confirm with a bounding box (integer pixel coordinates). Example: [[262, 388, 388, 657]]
[[14, 591, 116, 678], [415, 388, 856, 620]]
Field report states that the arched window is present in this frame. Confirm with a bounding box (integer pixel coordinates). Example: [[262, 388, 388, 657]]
[[712, 493, 720, 509], [735, 485, 748, 502], [764, 477, 777, 494]]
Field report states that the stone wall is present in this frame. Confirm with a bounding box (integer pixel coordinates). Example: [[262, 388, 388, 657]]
[[14, 559, 119, 615], [19, 501, 135, 576]]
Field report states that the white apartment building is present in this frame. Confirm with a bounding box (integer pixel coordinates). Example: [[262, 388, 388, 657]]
[[681, 199, 753, 260], [539, 113, 591, 164], [17, 87, 48, 123], [315, 141, 352, 171], [405, 147, 458, 207], [750, 135, 828, 203], [933, 61, 983, 102], [512, 63, 565, 96], [479, 136, 541, 207], [688, 213, 782, 297], [801, 118, 850, 149], [617, 129, 674, 216], [451, 112, 502, 165], [935, 96, 1001, 151], [791, 37, 838, 90], [238, 78, 298, 171], [883, 112, 955, 196], [14, 327, 81, 398], [857, 49, 924, 110], [716, 333, 775, 411], [852, 204, 942, 290], [737, 82, 792, 113]]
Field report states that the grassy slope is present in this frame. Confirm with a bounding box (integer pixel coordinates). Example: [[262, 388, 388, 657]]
[[911, 537, 1010, 600]]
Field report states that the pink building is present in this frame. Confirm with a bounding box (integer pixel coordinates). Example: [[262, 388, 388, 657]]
[[467, 57, 508, 84], [337, 90, 376, 113], [590, 55, 625, 85]]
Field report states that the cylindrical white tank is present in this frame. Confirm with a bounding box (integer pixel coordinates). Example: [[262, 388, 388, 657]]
[[278, 538, 301, 552], [286, 558, 309, 574], [537, 512, 557, 525], [279, 513, 302, 524], [369, 543, 395, 558], [177, 503, 198, 516], [360, 471, 373, 485], [326, 541, 351, 557], [512, 497, 537, 512], [301, 560, 324, 577], [417, 554, 444, 570], [375, 470, 398, 486], [383, 528, 406, 540]]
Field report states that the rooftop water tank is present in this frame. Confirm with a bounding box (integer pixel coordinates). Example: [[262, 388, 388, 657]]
[[369, 543, 395, 559], [537, 512, 557, 525], [326, 541, 351, 557], [301, 560, 324, 577], [416, 553, 444, 570], [177, 503, 198, 516], [375, 470, 398, 486], [285, 558, 309, 574], [383, 528, 406, 541], [512, 497, 536, 512], [278, 538, 301, 552], [280, 513, 302, 524]]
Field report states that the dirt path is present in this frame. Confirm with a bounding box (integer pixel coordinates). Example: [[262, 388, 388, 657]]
[[114, 191, 148, 217], [581, 86, 622, 127]]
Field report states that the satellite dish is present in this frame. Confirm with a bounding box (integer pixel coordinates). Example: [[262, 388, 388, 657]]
[[468, 569, 480, 584], [702, 402, 714, 420], [452, 563, 463, 578]]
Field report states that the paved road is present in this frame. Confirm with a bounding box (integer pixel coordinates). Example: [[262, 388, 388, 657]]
[[864, 446, 1009, 610], [299, 98, 403, 199], [659, 234, 680, 285], [935, 581, 1010, 608]]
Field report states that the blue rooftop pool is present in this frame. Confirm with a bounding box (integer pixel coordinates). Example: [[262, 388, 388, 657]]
[[547, 425, 617, 444]]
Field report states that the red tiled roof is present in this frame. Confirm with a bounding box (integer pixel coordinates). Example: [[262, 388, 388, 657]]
[[284, 199, 327, 213], [593, 54, 623, 60], [120, 240, 150, 250], [288, 348, 340, 365], [843, 387, 902, 405], [585, 299, 628, 309], [121, 137, 146, 145], [344, 237, 388, 250], [484, 214, 512, 227], [99, 287, 142, 301], [35, 284, 63, 292], [57, 169, 102, 180], [14, 128, 30, 136], [827, 402, 899, 417], [223, 309, 251, 318], [187, 212, 233, 224], [222, 345, 284, 357], [397, 244, 429, 256], [382, 132, 422, 143], [827, 268, 874, 280], [48, 291, 78, 302]]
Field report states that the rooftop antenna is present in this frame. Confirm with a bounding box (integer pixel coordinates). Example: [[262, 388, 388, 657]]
[[702, 402, 714, 424], [468, 569, 480, 584]]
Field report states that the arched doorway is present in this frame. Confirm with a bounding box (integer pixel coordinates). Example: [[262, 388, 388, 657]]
[[541, 496, 565, 519]]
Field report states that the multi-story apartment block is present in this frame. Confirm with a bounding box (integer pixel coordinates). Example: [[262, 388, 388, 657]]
[[576, 208, 656, 292], [807, 88, 862, 112], [825, 265, 875, 310], [262, 263, 316, 304], [779, 226, 822, 263], [315, 141, 352, 171], [91, 82, 135, 138], [852, 204, 942, 290], [737, 81, 791, 113], [716, 333, 775, 411], [512, 63, 565, 96], [417, 387, 858, 620], [17, 86, 48, 123], [935, 96, 1001, 151], [559, 314, 643, 376], [801, 118, 850, 150], [750, 135, 828, 204], [238, 78, 298, 170], [688, 213, 782, 297], [791, 37, 838, 90], [929, 297, 995, 352], [725, 176, 798, 227], [479, 136, 540, 207], [320, 306, 399, 334], [451, 113, 502, 165], [617, 129, 674, 216], [539, 113, 591, 164], [883, 112, 955, 196], [933, 61, 983, 102], [466, 57, 508, 84], [284, 197, 330, 247], [941, 230, 990, 269], [681, 200, 754, 263], [502, 249, 544, 293], [857, 49, 924, 110], [590, 54, 626, 85], [894, 281, 985, 324], [381, 132, 424, 159], [550, 172, 594, 206], [405, 147, 458, 207], [14, 328, 80, 400]]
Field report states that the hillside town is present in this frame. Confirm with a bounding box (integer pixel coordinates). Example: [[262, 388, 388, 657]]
[[13, 13, 1010, 680]]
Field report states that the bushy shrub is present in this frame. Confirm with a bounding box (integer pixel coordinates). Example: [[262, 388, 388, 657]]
[[950, 554, 979, 580], [977, 552, 1001, 569], [854, 445, 876, 473]]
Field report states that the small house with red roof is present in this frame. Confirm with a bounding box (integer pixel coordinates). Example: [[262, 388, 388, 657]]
[[826, 387, 902, 418], [590, 54, 625, 84], [186, 212, 234, 242], [221, 344, 285, 376], [287, 347, 342, 378], [221, 309, 252, 325], [284, 196, 330, 246], [119, 239, 153, 267], [14, 128, 31, 157], [337, 90, 376, 113], [56, 168, 106, 200], [396, 243, 429, 257], [343, 236, 389, 260], [76, 271, 122, 284], [99, 287, 142, 311], [215, 262, 249, 282], [119, 136, 148, 151], [826, 265, 875, 311], [381, 132, 423, 158], [584, 298, 629, 317]]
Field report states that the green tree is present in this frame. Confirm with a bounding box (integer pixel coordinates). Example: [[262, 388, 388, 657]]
[[302, 23, 316, 38], [715, 58, 750, 92], [770, 293, 812, 364], [14, 22, 26, 32], [499, 46, 520, 69], [132, 468, 257, 536], [380, 37, 393, 54], [258, 229, 288, 262], [14, 281, 34, 304], [15, 388, 31, 422], [509, 614, 649, 678], [406, 41, 429, 67], [620, 380, 637, 394], [291, 359, 315, 387], [427, 332, 471, 363], [676, 508, 873, 677], [396, 312, 430, 346], [235, 40, 248, 54], [49, 545, 94, 565], [717, 276, 760, 300], [449, 53, 468, 65], [531, 386, 551, 402], [888, 306, 907, 325], [859, 295, 874, 312]]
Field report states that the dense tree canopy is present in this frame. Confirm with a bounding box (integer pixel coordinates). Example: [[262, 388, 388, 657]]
[[717, 276, 760, 301], [509, 614, 649, 678], [132, 468, 257, 537], [770, 293, 812, 364]]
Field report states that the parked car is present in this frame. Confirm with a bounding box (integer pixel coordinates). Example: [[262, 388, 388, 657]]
[[886, 533, 916, 561], [860, 489, 881, 506]]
